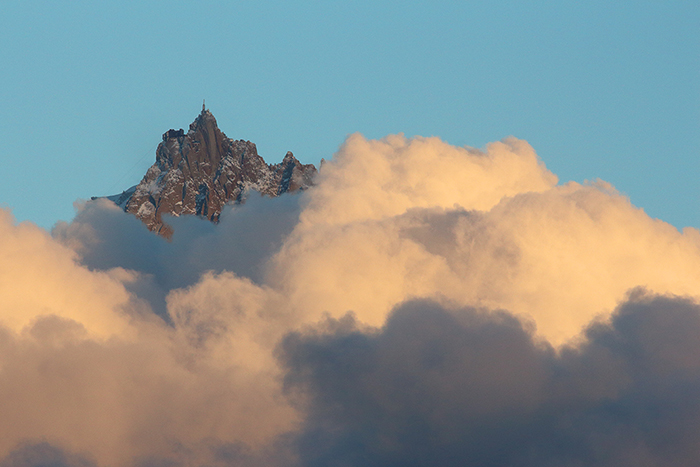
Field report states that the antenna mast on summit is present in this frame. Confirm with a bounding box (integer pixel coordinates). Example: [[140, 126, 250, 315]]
[[202, 99, 206, 112]]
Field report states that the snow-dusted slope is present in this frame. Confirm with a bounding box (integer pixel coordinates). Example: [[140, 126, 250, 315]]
[[101, 107, 316, 236]]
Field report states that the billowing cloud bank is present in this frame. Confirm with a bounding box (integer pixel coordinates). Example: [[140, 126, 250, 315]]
[[2, 134, 700, 466]]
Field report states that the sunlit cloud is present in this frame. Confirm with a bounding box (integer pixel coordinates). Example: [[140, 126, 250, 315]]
[[1, 134, 699, 466]]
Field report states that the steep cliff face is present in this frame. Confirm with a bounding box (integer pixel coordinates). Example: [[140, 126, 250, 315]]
[[103, 108, 316, 237]]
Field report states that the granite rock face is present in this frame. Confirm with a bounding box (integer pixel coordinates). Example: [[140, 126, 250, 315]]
[[103, 107, 317, 237]]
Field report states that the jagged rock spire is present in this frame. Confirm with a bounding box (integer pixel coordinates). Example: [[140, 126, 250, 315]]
[[102, 108, 317, 237]]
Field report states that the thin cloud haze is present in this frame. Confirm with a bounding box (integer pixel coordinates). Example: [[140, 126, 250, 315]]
[[0, 134, 699, 466]]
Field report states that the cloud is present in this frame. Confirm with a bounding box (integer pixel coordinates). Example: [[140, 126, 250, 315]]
[[53, 193, 303, 317], [1, 133, 699, 465], [0, 210, 298, 466], [0, 310, 298, 465], [56, 193, 303, 289], [0, 209, 136, 339], [0, 442, 96, 467], [297, 133, 558, 227], [270, 145, 700, 343], [280, 292, 700, 467]]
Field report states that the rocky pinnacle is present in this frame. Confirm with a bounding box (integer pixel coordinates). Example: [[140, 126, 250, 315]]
[[102, 107, 317, 237]]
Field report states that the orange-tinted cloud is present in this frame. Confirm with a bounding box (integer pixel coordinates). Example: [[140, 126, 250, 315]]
[[1, 133, 699, 466]]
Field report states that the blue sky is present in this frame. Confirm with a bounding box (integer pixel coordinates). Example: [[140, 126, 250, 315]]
[[0, 0, 697, 230]]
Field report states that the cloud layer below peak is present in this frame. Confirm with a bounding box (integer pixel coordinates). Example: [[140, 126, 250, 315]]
[[1, 133, 699, 466]]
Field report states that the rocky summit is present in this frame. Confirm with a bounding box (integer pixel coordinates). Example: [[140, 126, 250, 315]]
[[101, 106, 317, 237]]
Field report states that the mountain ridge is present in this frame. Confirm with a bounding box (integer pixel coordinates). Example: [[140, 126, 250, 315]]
[[99, 106, 317, 237]]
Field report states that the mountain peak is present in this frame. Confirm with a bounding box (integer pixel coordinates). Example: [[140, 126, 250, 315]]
[[190, 107, 217, 131], [100, 108, 317, 237]]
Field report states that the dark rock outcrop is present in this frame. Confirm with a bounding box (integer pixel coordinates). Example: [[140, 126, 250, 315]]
[[101, 107, 316, 237]]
